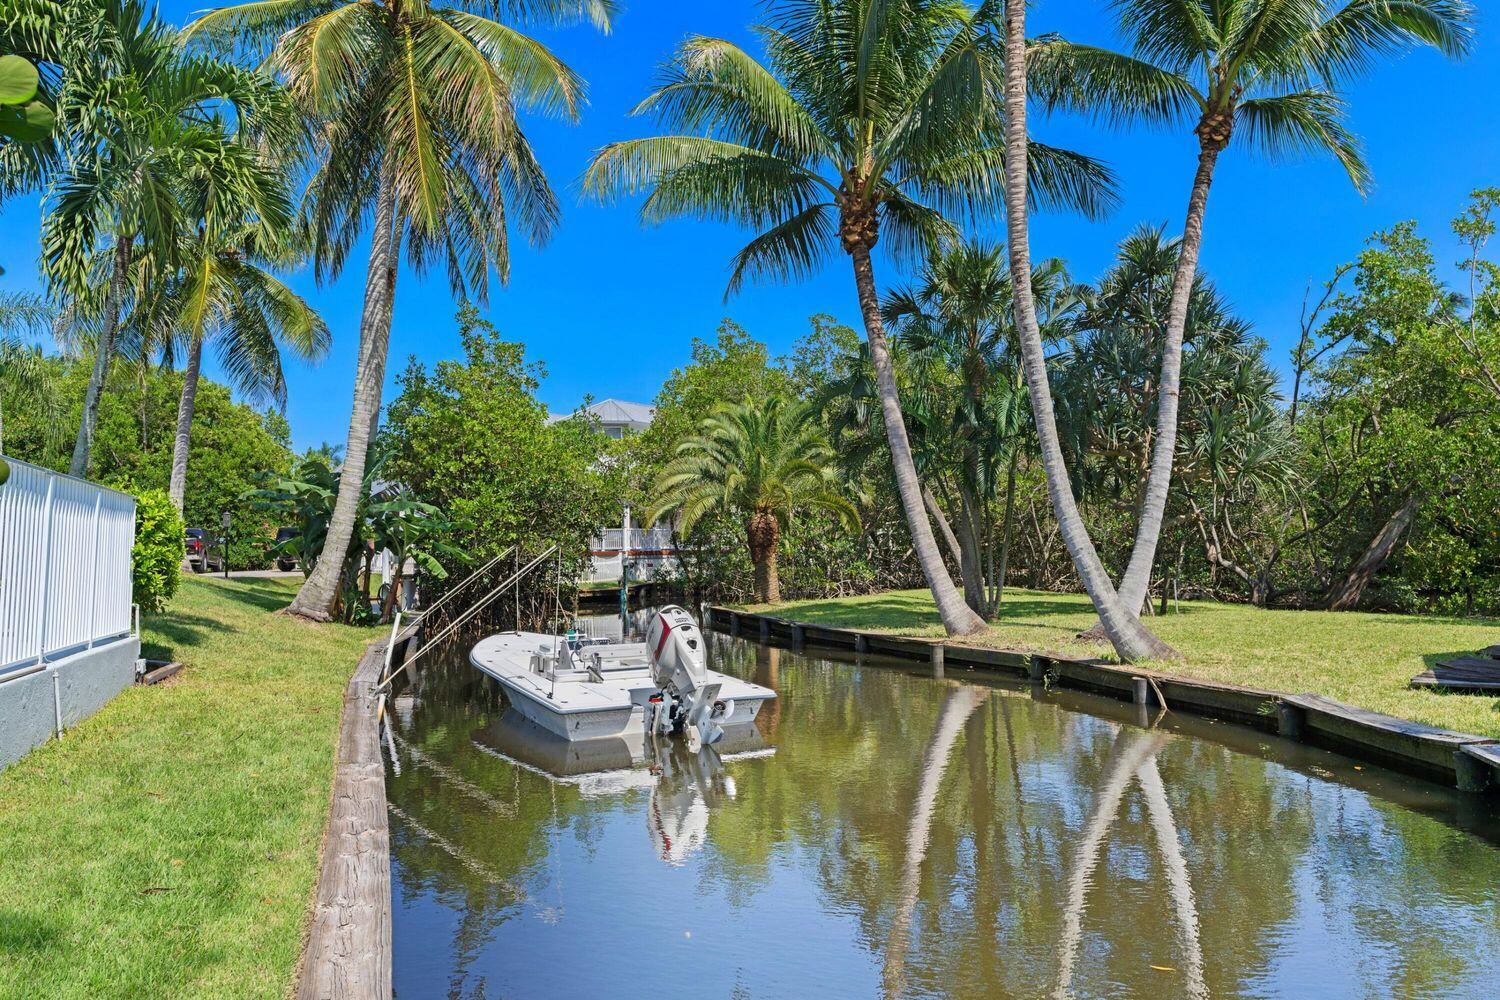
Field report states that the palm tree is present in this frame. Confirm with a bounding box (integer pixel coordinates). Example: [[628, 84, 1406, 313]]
[[885, 242, 1086, 615], [40, 0, 294, 479], [584, 0, 1117, 637], [1000, 0, 1173, 660], [1031, 0, 1475, 625], [649, 396, 858, 604], [150, 227, 330, 516], [186, 0, 614, 621]]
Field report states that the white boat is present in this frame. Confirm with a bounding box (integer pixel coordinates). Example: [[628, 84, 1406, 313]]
[[469, 606, 775, 744]]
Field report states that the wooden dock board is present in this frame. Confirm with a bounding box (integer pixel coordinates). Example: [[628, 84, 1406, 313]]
[[296, 639, 391, 1000], [1411, 657, 1500, 692], [1464, 743, 1500, 770], [1281, 692, 1496, 777]]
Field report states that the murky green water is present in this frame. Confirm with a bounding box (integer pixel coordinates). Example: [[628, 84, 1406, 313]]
[[385, 612, 1500, 999]]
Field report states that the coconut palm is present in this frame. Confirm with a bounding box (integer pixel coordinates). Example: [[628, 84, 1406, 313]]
[[150, 226, 330, 516], [585, 0, 1117, 637], [186, 0, 613, 621], [650, 396, 859, 604], [1000, 1, 1173, 660], [1030, 0, 1475, 626], [40, 0, 294, 479]]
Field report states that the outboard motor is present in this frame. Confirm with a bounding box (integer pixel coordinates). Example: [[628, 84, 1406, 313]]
[[645, 606, 724, 746]]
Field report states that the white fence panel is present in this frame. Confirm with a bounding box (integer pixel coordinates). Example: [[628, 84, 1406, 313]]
[[0, 458, 137, 677]]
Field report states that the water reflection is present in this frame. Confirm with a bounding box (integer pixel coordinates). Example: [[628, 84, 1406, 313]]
[[468, 707, 773, 865], [385, 615, 1500, 999]]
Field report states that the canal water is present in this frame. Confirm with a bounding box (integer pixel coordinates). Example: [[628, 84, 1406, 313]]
[[384, 611, 1500, 999]]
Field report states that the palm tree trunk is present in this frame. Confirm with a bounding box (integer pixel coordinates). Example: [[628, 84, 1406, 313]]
[[957, 481, 988, 615], [70, 234, 131, 478], [922, 484, 964, 568], [999, 0, 1177, 662], [1111, 142, 1223, 618], [746, 509, 780, 604], [168, 335, 203, 515], [996, 445, 1020, 607], [849, 246, 984, 636], [289, 160, 399, 621]]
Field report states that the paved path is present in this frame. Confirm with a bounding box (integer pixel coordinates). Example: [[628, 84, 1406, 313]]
[[214, 569, 303, 580]]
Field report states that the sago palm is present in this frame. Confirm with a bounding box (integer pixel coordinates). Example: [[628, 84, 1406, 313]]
[[186, 0, 613, 621], [650, 396, 859, 605], [586, 0, 1116, 636], [1029, 0, 1475, 630]]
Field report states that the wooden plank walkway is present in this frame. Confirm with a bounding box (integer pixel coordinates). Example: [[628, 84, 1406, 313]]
[[1411, 656, 1500, 692], [296, 638, 392, 1000]]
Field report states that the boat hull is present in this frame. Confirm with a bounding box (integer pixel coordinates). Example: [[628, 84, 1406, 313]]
[[469, 631, 774, 743]]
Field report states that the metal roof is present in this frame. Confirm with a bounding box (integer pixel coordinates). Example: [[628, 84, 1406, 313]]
[[547, 399, 655, 428]]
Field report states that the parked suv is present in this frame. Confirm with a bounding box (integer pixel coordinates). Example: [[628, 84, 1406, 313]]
[[184, 527, 224, 573], [273, 527, 300, 572]]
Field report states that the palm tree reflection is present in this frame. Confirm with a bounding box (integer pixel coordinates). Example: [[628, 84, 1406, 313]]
[[883, 684, 990, 998], [1055, 730, 1206, 1000]]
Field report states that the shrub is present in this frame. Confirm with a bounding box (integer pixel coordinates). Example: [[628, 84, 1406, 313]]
[[133, 489, 184, 613]]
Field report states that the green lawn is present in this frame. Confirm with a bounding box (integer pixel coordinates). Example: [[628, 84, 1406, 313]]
[[0, 577, 373, 999], [747, 588, 1500, 739]]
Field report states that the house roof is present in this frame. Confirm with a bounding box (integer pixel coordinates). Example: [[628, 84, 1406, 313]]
[[548, 398, 655, 429]]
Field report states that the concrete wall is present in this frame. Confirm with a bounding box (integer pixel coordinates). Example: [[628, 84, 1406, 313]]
[[0, 635, 140, 770]]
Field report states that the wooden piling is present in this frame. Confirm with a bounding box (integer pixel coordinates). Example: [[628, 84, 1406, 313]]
[[1131, 676, 1151, 706], [1277, 702, 1306, 741], [791, 623, 805, 651], [1454, 749, 1493, 794]]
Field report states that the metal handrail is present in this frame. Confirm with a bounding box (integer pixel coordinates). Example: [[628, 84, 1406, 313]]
[[414, 546, 515, 622], [373, 544, 557, 693]]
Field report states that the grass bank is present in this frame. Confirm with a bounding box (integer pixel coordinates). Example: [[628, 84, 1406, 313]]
[[747, 588, 1500, 739], [0, 577, 372, 999]]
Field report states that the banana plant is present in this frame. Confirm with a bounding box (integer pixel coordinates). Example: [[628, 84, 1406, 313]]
[[0, 52, 53, 143]]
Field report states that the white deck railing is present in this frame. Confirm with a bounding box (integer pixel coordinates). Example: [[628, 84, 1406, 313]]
[[0, 457, 137, 678], [593, 527, 676, 553]]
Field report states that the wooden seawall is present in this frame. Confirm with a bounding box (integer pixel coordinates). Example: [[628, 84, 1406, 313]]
[[708, 607, 1500, 796], [296, 637, 394, 1000]]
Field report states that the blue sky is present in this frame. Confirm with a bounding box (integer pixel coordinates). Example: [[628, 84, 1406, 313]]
[[2, 1, 1495, 452]]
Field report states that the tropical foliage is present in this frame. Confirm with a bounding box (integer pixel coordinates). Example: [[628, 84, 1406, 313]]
[[381, 306, 629, 620], [184, 0, 613, 621], [131, 486, 184, 613], [586, 0, 1123, 636], [650, 395, 858, 603]]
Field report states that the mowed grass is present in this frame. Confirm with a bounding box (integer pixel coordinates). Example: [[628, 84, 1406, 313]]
[[747, 588, 1500, 739], [0, 577, 372, 999]]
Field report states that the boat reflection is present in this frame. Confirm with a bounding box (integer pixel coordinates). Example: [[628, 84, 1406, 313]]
[[472, 706, 774, 864]]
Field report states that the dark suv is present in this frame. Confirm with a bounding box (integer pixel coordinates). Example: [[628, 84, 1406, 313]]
[[184, 528, 224, 573], [274, 527, 300, 572]]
